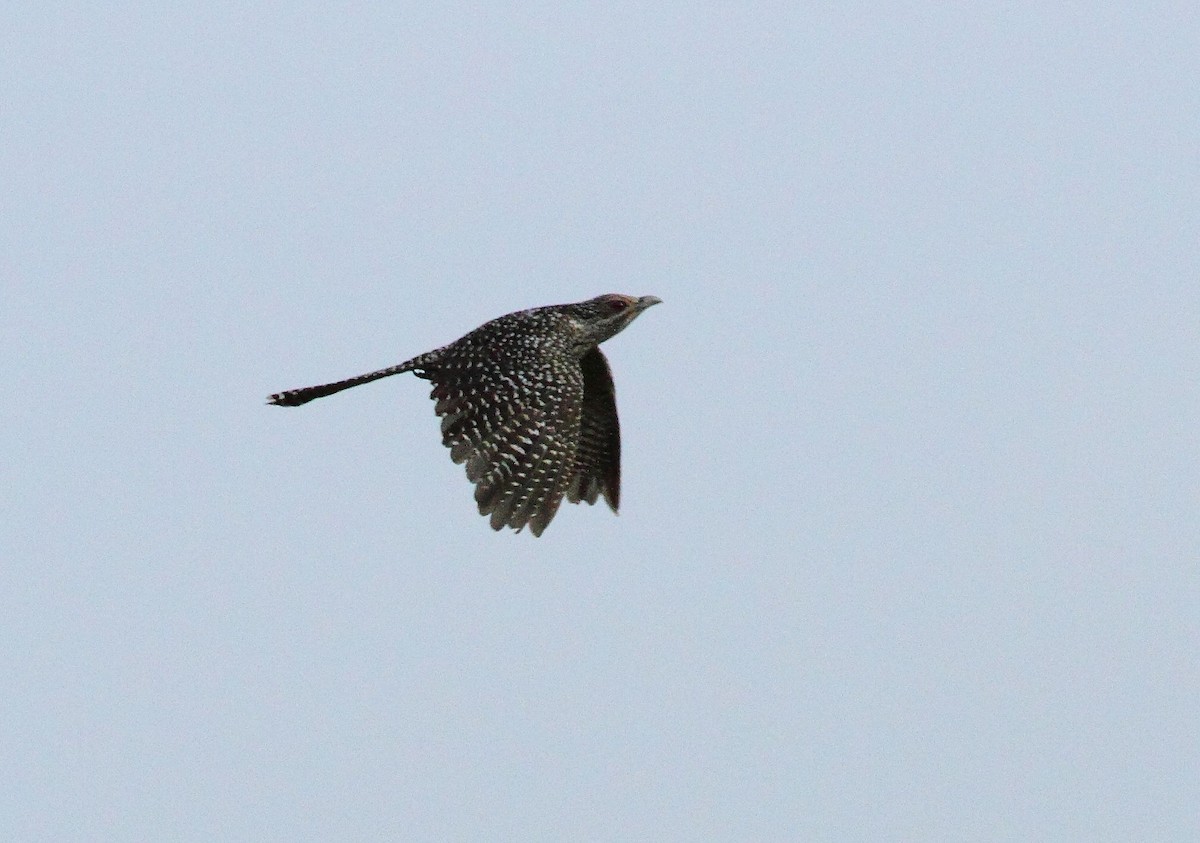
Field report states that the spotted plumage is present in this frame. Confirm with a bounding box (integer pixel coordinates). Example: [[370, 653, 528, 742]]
[[268, 294, 661, 536]]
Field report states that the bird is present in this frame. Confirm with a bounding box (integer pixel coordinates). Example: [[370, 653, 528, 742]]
[[268, 293, 662, 536]]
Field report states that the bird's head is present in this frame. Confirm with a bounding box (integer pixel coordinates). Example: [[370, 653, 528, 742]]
[[566, 293, 663, 352]]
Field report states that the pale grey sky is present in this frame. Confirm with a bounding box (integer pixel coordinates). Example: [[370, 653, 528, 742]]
[[3, 3, 1198, 840]]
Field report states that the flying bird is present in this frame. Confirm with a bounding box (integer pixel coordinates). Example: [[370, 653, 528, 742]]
[[268, 293, 662, 536]]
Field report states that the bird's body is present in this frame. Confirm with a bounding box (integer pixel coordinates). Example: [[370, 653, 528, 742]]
[[268, 294, 661, 536]]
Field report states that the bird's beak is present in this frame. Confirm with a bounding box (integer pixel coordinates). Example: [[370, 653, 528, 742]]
[[636, 295, 663, 310]]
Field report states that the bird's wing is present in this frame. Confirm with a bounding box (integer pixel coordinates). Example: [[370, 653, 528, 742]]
[[426, 339, 583, 536], [565, 347, 621, 513]]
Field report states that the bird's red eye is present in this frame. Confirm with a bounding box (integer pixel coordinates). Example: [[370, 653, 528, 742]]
[[609, 299, 629, 312]]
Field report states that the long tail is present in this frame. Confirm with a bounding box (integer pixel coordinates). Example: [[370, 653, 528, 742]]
[[267, 361, 417, 407]]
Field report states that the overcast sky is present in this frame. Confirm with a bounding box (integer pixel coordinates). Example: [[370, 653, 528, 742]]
[[3, 3, 1197, 840]]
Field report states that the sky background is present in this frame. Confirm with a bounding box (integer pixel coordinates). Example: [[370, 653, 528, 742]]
[[3, 3, 1198, 840]]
